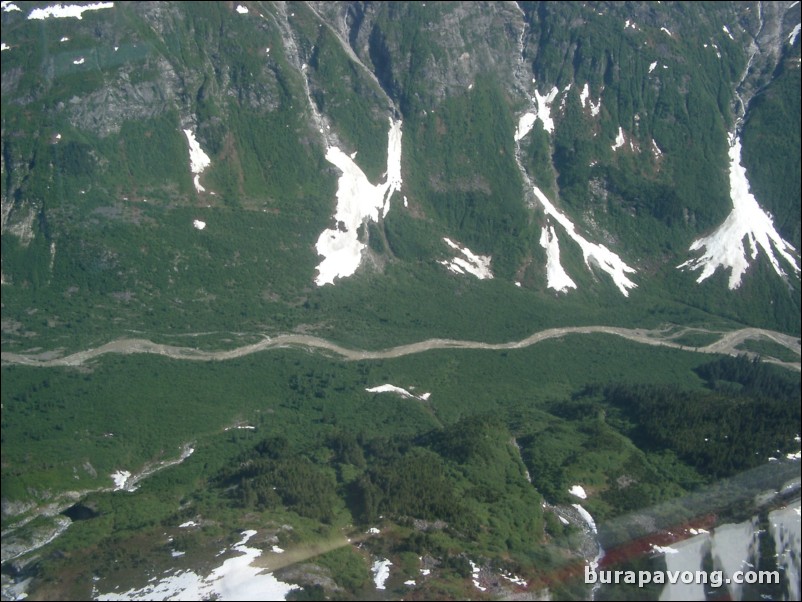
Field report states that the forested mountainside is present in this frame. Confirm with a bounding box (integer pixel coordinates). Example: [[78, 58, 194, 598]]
[[2, 2, 800, 600]]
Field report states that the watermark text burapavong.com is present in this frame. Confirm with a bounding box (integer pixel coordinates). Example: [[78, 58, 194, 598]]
[[585, 566, 780, 588]]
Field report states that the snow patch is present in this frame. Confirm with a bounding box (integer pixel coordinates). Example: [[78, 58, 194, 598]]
[[533, 86, 560, 134], [235, 5, 248, 14], [514, 112, 537, 141], [111, 470, 131, 491], [573, 504, 598, 533], [611, 127, 626, 151], [371, 559, 392, 590], [2, 2, 22, 12], [624, 19, 637, 29], [179, 521, 197, 528], [540, 225, 577, 293], [661, 27, 672, 36], [315, 119, 403, 286], [531, 185, 637, 296], [559, 515, 570, 525], [193, 220, 206, 231], [366, 384, 430, 401], [28, 2, 113, 20], [678, 134, 800, 289], [98, 530, 299, 601], [579, 83, 601, 116], [60, 36, 69, 42], [171, 550, 185, 558], [0, 42, 9, 51], [722, 25, 734, 40], [468, 560, 486, 591], [651, 543, 679, 555], [649, 61, 658, 73], [789, 24, 801, 46], [73, 57, 85, 65], [651, 139, 663, 158], [439, 238, 493, 279], [183, 129, 211, 193], [568, 485, 587, 499], [271, 546, 285, 554]]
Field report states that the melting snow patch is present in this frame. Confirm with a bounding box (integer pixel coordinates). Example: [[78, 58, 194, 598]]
[[73, 57, 85, 65], [28, 2, 113, 20], [315, 119, 403, 286], [787, 451, 801, 460], [193, 220, 206, 231], [569, 485, 588, 499], [2, 2, 22, 12], [661, 27, 672, 36], [514, 112, 537, 141], [439, 238, 493, 279], [651, 139, 663, 158], [271, 546, 285, 554], [404, 580, 416, 586], [171, 550, 185, 558], [111, 470, 131, 491], [0, 42, 9, 51], [235, 5, 248, 14], [367, 527, 381, 534], [98, 530, 298, 601], [531, 185, 637, 295], [183, 129, 211, 193], [469, 560, 486, 591], [611, 127, 626, 151], [789, 24, 801, 46], [420, 569, 431, 576], [651, 544, 679, 555], [678, 134, 800, 289], [60, 36, 69, 42], [179, 521, 197, 528], [366, 384, 431, 401], [372, 559, 392, 590], [540, 225, 577, 293], [722, 25, 734, 40], [689, 528, 709, 535], [533, 85, 560, 134], [559, 515, 570, 525], [649, 61, 658, 73], [624, 19, 637, 29], [500, 572, 527, 586], [579, 83, 602, 116]]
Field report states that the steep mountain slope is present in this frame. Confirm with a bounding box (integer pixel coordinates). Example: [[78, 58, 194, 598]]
[[1, 2, 800, 600], [2, 0, 800, 353]]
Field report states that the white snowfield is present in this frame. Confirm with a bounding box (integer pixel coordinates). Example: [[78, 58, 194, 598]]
[[27, 2, 113, 20], [315, 119, 403, 286], [568, 484, 587, 499], [365, 384, 431, 401], [678, 134, 800, 289], [540, 225, 577, 293], [789, 23, 801, 46], [183, 129, 211, 193], [532, 85, 560, 134], [2, 2, 22, 13], [579, 83, 601, 116], [514, 112, 537, 141], [98, 530, 299, 601], [611, 126, 626, 151], [439, 237, 493, 279], [371, 559, 392, 590], [532, 185, 637, 296], [110, 470, 131, 491]]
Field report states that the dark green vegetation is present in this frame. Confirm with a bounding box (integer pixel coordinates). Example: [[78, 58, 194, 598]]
[[2, 1, 800, 600], [2, 334, 799, 598]]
